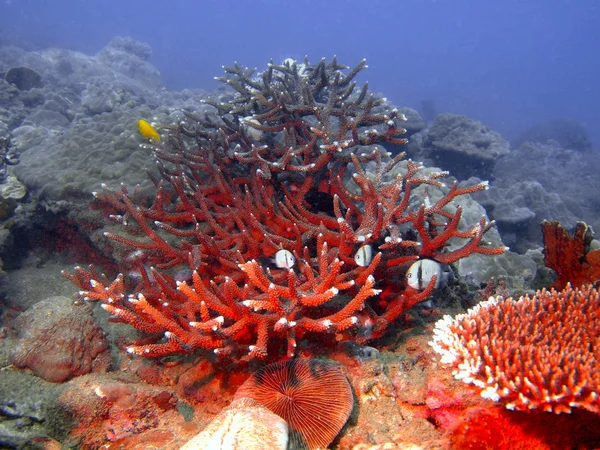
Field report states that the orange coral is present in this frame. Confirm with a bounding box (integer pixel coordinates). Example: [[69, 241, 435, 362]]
[[542, 220, 600, 289], [430, 284, 600, 414]]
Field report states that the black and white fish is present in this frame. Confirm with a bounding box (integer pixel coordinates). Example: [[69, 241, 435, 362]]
[[406, 259, 447, 290], [354, 245, 373, 267], [273, 249, 296, 269]]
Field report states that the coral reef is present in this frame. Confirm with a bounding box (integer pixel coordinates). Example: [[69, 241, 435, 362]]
[[95, 37, 161, 88], [65, 58, 505, 363], [399, 115, 600, 254], [430, 283, 600, 414], [5, 37, 203, 203], [6, 37, 578, 448], [455, 247, 538, 292], [471, 178, 578, 253]]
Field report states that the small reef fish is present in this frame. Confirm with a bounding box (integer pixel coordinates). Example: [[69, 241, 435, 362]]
[[354, 245, 373, 267], [274, 249, 296, 269], [406, 259, 444, 290], [137, 119, 160, 142], [240, 116, 264, 141]]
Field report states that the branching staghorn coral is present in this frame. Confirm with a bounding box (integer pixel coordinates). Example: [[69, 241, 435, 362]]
[[66, 58, 505, 362]]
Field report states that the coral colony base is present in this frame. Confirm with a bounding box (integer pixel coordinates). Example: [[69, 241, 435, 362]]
[[64, 57, 505, 364]]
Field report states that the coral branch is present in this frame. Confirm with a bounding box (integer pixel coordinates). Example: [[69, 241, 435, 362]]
[[66, 57, 503, 363], [542, 220, 600, 289]]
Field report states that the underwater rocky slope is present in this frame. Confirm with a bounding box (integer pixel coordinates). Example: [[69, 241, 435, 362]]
[[0, 37, 598, 449]]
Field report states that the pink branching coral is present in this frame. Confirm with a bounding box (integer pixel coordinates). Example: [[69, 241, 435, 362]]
[[65, 58, 504, 362], [430, 283, 600, 414]]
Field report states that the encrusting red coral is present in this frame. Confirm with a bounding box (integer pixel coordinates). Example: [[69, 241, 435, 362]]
[[430, 283, 600, 414], [542, 220, 600, 289], [64, 58, 504, 363], [448, 406, 600, 450]]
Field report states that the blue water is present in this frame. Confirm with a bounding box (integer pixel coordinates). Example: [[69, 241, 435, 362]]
[[1, 0, 599, 146]]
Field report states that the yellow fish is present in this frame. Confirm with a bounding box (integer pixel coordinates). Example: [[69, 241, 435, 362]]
[[137, 119, 160, 142]]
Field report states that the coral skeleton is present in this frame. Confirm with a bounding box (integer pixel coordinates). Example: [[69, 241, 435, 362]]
[[65, 58, 504, 361], [430, 283, 600, 414]]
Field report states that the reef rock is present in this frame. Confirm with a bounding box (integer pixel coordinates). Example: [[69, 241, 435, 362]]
[[0, 370, 63, 448], [472, 179, 579, 252], [96, 36, 162, 88], [181, 397, 288, 450], [397, 106, 425, 137], [9, 296, 111, 382], [489, 140, 600, 249], [514, 118, 592, 152], [54, 374, 177, 446], [4, 66, 42, 90], [421, 113, 510, 180]]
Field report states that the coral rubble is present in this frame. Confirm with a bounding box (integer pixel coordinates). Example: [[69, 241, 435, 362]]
[[65, 58, 504, 363]]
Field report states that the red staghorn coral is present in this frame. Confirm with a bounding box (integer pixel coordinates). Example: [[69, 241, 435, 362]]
[[430, 283, 600, 415], [65, 58, 504, 363], [542, 220, 600, 290]]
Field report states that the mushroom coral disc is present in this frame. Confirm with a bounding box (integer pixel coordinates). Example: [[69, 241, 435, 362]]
[[234, 358, 354, 450]]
